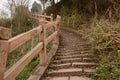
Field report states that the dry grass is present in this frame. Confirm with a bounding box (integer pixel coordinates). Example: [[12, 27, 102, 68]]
[[83, 18, 120, 80]]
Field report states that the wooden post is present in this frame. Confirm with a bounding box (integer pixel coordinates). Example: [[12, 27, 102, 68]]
[[0, 27, 11, 40], [43, 13, 46, 20], [0, 27, 10, 80], [50, 14, 53, 22], [56, 15, 61, 32], [39, 25, 46, 66], [54, 15, 61, 45]]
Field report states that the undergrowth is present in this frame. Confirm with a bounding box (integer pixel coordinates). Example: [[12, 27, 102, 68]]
[[60, 8, 120, 79], [87, 19, 120, 80], [16, 58, 39, 80]]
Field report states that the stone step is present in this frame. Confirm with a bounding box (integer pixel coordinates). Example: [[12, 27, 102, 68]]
[[42, 76, 91, 80], [58, 44, 91, 48], [42, 77, 69, 80], [58, 46, 91, 50], [72, 62, 98, 67], [49, 62, 98, 70], [54, 54, 95, 60], [56, 51, 92, 56], [52, 58, 82, 64], [59, 45, 91, 48], [70, 76, 91, 80], [49, 63, 72, 70], [56, 52, 82, 56], [52, 58, 97, 64], [46, 68, 95, 77], [83, 58, 98, 62], [57, 48, 91, 53]]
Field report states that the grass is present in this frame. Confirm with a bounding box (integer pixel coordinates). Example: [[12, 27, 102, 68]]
[[82, 19, 120, 80], [16, 58, 39, 80]]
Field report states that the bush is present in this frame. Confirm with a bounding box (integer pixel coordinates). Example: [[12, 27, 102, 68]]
[[87, 19, 120, 80], [0, 18, 11, 28]]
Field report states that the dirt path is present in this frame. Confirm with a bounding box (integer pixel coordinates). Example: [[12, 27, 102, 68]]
[[41, 29, 98, 80]]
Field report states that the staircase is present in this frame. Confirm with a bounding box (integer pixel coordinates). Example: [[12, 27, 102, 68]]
[[41, 29, 98, 80]]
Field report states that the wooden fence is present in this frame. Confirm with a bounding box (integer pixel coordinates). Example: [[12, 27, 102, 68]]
[[0, 13, 61, 80]]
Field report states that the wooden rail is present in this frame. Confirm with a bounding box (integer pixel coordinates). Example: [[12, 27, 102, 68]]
[[0, 13, 61, 80], [31, 13, 53, 24]]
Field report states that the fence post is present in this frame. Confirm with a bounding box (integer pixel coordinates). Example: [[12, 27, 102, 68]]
[[54, 15, 61, 45], [56, 15, 61, 32], [50, 14, 53, 22], [39, 24, 46, 66], [0, 27, 10, 80], [43, 13, 46, 20]]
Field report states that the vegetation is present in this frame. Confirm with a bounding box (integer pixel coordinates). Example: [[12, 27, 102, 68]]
[[0, 0, 120, 80], [0, 0, 32, 36], [31, 1, 42, 13], [44, 0, 120, 79], [16, 58, 39, 80], [87, 19, 120, 80]]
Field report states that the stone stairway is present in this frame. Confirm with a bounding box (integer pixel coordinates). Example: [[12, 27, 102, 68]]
[[41, 29, 98, 80]]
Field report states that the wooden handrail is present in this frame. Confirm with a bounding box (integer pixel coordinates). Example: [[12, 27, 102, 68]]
[[0, 13, 61, 80], [8, 26, 42, 53], [46, 31, 58, 45], [31, 13, 53, 23], [4, 43, 43, 80], [32, 13, 52, 19]]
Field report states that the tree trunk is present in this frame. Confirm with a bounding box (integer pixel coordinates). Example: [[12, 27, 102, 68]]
[[51, 0, 55, 5], [43, 3, 45, 10]]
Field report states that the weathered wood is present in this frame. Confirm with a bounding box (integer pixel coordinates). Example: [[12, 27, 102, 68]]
[[56, 15, 61, 32], [28, 44, 59, 80], [0, 27, 11, 40], [53, 34, 58, 45], [8, 26, 42, 52], [0, 27, 10, 80], [38, 18, 49, 23], [32, 13, 52, 19], [50, 14, 53, 22], [46, 31, 58, 45], [44, 22, 55, 30], [4, 42, 43, 80], [0, 41, 9, 80], [39, 25, 47, 66], [43, 13, 46, 20], [53, 15, 61, 45]]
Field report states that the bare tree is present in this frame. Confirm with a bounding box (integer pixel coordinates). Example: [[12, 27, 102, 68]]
[[40, 0, 47, 10], [7, 0, 14, 32], [2, 0, 31, 32], [0, 10, 8, 19], [1, 0, 32, 36]]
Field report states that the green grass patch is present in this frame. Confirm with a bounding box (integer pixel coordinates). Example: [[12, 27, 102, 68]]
[[16, 58, 39, 80]]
